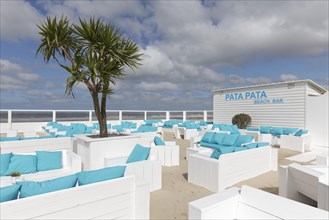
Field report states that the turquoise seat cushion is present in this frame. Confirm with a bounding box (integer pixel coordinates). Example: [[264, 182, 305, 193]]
[[260, 126, 272, 134], [246, 127, 259, 131], [283, 128, 299, 135], [201, 132, 215, 143], [271, 127, 284, 136], [218, 146, 235, 153], [0, 137, 20, 142], [211, 133, 226, 145], [244, 143, 258, 149], [0, 153, 12, 176], [235, 135, 254, 147], [200, 142, 220, 149], [231, 125, 240, 134], [36, 151, 62, 171], [6, 155, 37, 175], [77, 166, 126, 186], [221, 134, 239, 146], [154, 136, 165, 146], [0, 184, 20, 203], [257, 142, 269, 147], [126, 144, 151, 163], [210, 150, 221, 159], [18, 174, 77, 198], [234, 146, 249, 152], [294, 129, 308, 137]]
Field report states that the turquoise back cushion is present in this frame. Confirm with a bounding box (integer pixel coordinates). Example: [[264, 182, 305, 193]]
[[221, 134, 239, 146], [294, 129, 308, 137], [6, 155, 37, 175], [260, 126, 272, 134], [0, 184, 21, 203], [36, 151, 62, 171], [210, 150, 221, 159], [283, 128, 299, 135], [235, 135, 254, 147], [271, 127, 284, 136], [246, 127, 259, 131], [126, 144, 151, 163], [257, 142, 269, 147], [18, 174, 77, 198], [154, 136, 165, 146], [231, 125, 240, 134], [211, 133, 226, 145], [244, 143, 258, 149], [77, 166, 126, 186], [0, 153, 12, 176], [201, 132, 215, 143]]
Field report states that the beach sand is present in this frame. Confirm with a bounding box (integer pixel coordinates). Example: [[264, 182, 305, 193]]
[[150, 132, 303, 219]]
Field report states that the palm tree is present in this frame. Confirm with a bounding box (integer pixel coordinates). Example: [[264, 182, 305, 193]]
[[36, 17, 142, 137]]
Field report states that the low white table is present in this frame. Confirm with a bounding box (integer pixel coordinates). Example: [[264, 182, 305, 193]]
[[186, 146, 212, 160]]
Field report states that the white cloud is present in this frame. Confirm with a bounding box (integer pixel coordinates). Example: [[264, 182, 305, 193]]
[[136, 81, 178, 91], [280, 74, 298, 81]]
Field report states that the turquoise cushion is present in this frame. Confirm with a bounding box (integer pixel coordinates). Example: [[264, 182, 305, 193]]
[[210, 150, 221, 159], [18, 174, 77, 198], [126, 144, 151, 163], [283, 128, 299, 135], [271, 127, 284, 136], [201, 132, 215, 143], [85, 126, 93, 133], [211, 133, 225, 145], [294, 129, 308, 137], [244, 143, 258, 149], [221, 134, 239, 146], [235, 135, 254, 147], [36, 151, 62, 171], [231, 125, 240, 134], [77, 166, 126, 186], [154, 136, 165, 146], [0, 184, 20, 203], [246, 127, 259, 131], [260, 126, 271, 134], [6, 155, 37, 175], [200, 142, 220, 149], [218, 146, 235, 153], [234, 146, 249, 152], [0, 153, 12, 176], [257, 142, 269, 147], [0, 137, 20, 142]]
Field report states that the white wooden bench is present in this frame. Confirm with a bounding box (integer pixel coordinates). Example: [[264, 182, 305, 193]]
[[189, 185, 329, 219], [1, 175, 150, 220], [188, 146, 277, 192], [280, 134, 312, 153]]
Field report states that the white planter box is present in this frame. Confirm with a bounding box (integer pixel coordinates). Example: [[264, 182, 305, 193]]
[[188, 146, 278, 192], [189, 185, 328, 220], [0, 175, 150, 220], [76, 134, 142, 171]]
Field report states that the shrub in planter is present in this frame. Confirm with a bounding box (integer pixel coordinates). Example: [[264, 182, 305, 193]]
[[232, 113, 251, 129]]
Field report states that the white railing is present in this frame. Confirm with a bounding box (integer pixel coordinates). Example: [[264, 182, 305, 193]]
[[0, 109, 213, 125]]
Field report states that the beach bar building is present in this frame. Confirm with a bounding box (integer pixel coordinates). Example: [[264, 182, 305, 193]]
[[213, 80, 328, 148]]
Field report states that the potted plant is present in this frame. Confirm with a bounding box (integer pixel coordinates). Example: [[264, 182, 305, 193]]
[[10, 171, 22, 184]]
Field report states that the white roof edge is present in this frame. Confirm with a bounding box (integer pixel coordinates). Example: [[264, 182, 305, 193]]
[[212, 79, 327, 94]]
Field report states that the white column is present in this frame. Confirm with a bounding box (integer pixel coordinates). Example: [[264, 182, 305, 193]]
[[89, 111, 92, 122], [119, 111, 122, 121], [8, 110, 12, 129], [203, 111, 207, 122], [52, 111, 56, 122], [183, 111, 186, 121], [144, 111, 147, 120], [166, 111, 170, 120]]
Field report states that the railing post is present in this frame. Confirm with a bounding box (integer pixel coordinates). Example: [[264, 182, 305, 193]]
[[144, 111, 147, 120], [89, 111, 92, 122], [119, 111, 122, 121], [8, 110, 12, 129], [204, 111, 207, 122], [166, 111, 170, 120], [52, 111, 56, 122], [183, 111, 186, 121]]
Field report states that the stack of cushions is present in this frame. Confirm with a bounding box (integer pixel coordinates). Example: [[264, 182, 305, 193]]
[[211, 124, 240, 134], [0, 166, 126, 203], [126, 144, 151, 163], [154, 136, 165, 146], [200, 132, 255, 152], [0, 151, 62, 176]]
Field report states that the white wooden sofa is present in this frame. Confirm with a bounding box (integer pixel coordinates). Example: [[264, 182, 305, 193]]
[[188, 146, 277, 192], [279, 163, 329, 211], [1, 150, 81, 187], [150, 141, 179, 166], [189, 185, 329, 219], [104, 154, 162, 192], [280, 134, 311, 153], [1, 175, 150, 220]]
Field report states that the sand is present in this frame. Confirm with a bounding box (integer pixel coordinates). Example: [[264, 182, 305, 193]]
[[150, 132, 304, 220]]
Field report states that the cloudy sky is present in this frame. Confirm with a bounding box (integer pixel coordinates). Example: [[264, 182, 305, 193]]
[[1, 0, 328, 110]]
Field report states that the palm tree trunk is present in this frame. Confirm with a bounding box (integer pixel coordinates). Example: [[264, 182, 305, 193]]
[[91, 92, 108, 137]]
